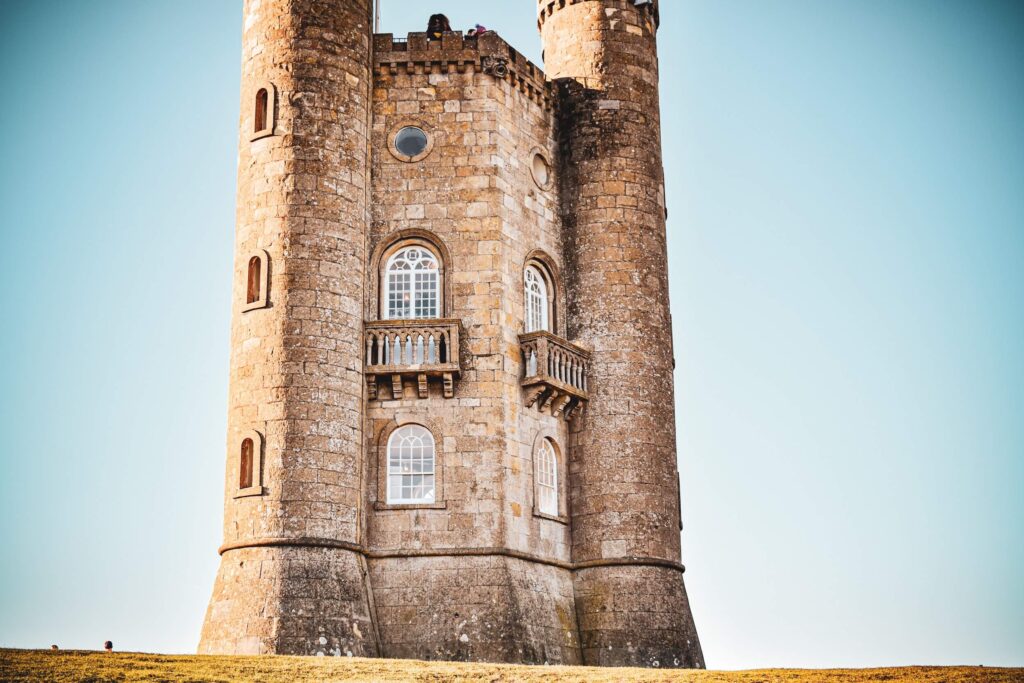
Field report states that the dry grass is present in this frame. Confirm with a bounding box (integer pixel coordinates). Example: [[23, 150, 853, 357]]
[[1, 649, 1020, 683]]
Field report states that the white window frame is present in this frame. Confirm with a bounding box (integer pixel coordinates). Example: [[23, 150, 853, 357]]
[[386, 424, 436, 505], [383, 246, 441, 320], [524, 265, 550, 333], [536, 439, 558, 516]]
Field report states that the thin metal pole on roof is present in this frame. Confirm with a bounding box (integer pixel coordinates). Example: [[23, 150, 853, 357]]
[[374, 0, 381, 33]]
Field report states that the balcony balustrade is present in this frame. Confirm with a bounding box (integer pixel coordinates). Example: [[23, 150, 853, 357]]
[[519, 331, 590, 419], [365, 319, 461, 399]]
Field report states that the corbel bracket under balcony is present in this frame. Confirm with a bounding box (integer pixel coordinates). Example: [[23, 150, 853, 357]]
[[519, 331, 590, 420]]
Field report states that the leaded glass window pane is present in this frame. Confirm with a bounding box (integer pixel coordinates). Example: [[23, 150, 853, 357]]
[[537, 439, 558, 516], [525, 266, 549, 333], [386, 425, 436, 504], [385, 247, 440, 319]]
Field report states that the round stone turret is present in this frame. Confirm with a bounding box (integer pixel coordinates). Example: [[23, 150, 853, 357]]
[[199, 0, 377, 656], [539, 0, 704, 668]]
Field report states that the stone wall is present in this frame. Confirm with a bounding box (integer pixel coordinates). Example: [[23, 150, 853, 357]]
[[363, 31, 577, 665], [540, 0, 704, 668], [200, 0, 377, 656]]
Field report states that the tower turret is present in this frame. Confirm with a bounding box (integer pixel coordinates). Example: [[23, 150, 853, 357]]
[[538, 0, 704, 667], [199, 0, 377, 656]]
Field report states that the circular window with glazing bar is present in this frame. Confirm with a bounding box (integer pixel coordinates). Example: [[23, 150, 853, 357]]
[[389, 122, 435, 163]]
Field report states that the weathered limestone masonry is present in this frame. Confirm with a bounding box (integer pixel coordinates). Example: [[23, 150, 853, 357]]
[[363, 32, 578, 663], [539, 0, 703, 668], [200, 0, 377, 657], [200, 0, 702, 668]]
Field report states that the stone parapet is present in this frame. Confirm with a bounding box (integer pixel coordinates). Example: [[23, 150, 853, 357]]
[[373, 31, 552, 109], [537, 0, 660, 31]]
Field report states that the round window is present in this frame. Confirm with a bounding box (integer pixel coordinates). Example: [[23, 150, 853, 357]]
[[394, 126, 429, 159], [531, 152, 552, 189]]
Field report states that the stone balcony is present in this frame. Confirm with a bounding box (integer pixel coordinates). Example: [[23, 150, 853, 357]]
[[365, 319, 461, 400], [519, 331, 590, 419]]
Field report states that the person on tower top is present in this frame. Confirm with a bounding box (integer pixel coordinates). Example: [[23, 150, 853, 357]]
[[427, 14, 451, 40]]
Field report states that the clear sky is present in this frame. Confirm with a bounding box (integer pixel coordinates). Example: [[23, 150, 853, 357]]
[[0, 0, 1021, 670]]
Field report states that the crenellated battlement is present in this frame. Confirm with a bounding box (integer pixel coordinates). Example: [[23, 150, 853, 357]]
[[373, 31, 552, 109], [537, 0, 659, 30]]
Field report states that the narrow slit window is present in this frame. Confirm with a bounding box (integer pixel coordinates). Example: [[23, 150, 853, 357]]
[[251, 83, 276, 140], [254, 88, 268, 134], [243, 250, 270, 311], [235, 430, 264, 497], [239, 438, 254, 489], [246, 256, 261, 304]]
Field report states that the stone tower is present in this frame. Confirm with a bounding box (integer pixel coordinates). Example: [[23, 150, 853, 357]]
[[200, 0, 702, 668], [539, 0, 702, 667]]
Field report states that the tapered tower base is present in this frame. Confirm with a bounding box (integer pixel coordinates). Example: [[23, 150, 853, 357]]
[[200, 546, 377, 657], [575, 566, 703, 668]]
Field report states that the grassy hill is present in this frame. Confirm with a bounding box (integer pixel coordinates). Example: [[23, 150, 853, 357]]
[[1, 649, 1020, 683]]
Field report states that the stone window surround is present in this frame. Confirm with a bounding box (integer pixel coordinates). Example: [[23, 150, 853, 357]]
[[368, 229, 453, 321], [242, 249, 270, 312], [250, 81, 277, 142], [373, 417, 447, 511], [529, 147, 555, 191], [234, 429, 265, 499], [522, 250, 562, 337], [531, 430, 569, 524], [385, 424, 437, 504], [387, 119, 437, 163]]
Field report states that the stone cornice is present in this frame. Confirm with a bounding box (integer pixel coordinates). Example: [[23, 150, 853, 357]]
[[219, 536, 686, 574]]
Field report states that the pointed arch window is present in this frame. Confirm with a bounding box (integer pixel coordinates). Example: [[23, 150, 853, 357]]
[[536, 439, 558, 516], [243, 250, 270, 311], [386, 425, 436, 504], [384, 246, 440, 320], [524, 265, 550, 333]]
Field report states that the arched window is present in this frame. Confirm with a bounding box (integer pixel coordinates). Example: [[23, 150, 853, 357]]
[[239, 438, 254, 489], [536, 439, 558, 516], [246, 255, 262, 304], [524, 265, 550, 333], [387, 425, 436, 504], [236, 430, 264, 498], [251, 82, 276, 141], [384, 246, 440, 319], [243, 250, 270, 311], [254, 88, 268, 133]]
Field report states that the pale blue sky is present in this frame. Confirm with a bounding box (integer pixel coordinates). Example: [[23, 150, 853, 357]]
[[0, 0, 1021, 670]]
